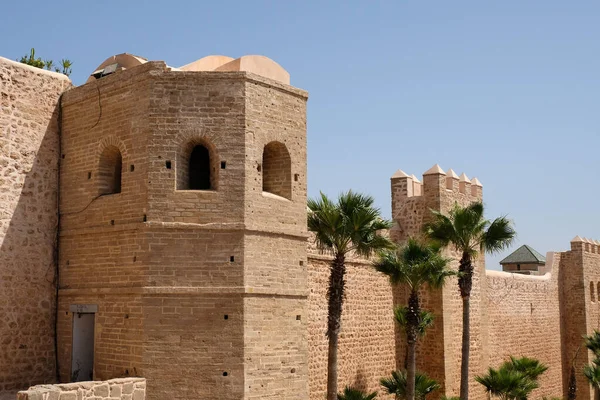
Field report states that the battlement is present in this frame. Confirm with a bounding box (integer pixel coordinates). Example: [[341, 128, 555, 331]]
[[570, 236, 600, 253], [391, 164, 483, 200]]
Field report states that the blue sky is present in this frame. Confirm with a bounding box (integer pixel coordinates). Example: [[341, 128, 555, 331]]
[[3, 1, 599, 269]]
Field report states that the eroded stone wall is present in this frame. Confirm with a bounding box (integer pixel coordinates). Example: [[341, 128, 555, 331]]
[[0, 57, 71, 393], [17, 378, 145, 400], [308, 254, 396, 400], [484, 255, 563, 398]]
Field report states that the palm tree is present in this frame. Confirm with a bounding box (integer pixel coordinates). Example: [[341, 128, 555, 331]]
[[475, 356, 547, 400], [424, 202, 515, 400], [374, 239, 453, 400], [337, 386, 378, 400], [475, 367, 537, 400], [380, 370, 440, 400], [584, 331, 600, 400], [60, 59, 73, 76], [504, 356, 548, 381], [395, 307, 434, 373], [584, 359, 600, 400], [308, 191, 393, 400]]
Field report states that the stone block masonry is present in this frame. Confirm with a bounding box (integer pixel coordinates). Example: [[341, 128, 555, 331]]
[[2, 52, 600, 400], [57, 59, 308, 399], [17, 378, 145, 400], [0, 57, 71, 393]]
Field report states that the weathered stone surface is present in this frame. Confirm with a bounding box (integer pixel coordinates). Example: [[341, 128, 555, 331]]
[[3, 53, 600, 400], [0, 56, 71, 393], [17, 379, 145, 400]]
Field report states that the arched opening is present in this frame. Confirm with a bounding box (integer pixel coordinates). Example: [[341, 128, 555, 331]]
[[591, 281, 596, 302], [262, 141, 292, 199], [177, 141, 217, 190], [189, 145, 211, 190], [98, 145, 122, 195]]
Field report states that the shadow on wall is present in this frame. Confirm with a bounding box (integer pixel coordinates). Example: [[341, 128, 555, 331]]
[[352, 367, 370, 393], [0, 103, 61, 393]]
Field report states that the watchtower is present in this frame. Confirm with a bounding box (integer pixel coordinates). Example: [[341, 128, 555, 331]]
[[57, 54, 308, 400], [390, 164, 487, 400]]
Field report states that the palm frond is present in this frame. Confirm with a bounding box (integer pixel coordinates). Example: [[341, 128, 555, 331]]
[[584, 362, 600, 388], [394, 306, 435, 337], [373, 238, 453, 290], [584, 331, 600, 357], [424, 201, 515, 259], [475, 367, 537, 400], [482, 216, 516, 254], [309, 191, 393, 257], [381, 370, 440, 400], [337, 386, 378, 400], [505, 356, 548, 381]]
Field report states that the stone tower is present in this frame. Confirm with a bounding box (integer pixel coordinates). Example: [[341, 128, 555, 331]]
[[56, 54, 309, 400], [390, 164, 486, 400]]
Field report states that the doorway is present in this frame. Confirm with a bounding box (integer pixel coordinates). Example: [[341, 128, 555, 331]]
[[71, 312, 95, 382]]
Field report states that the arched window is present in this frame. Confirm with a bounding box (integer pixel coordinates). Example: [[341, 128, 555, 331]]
[[98, 145, 122, 195], [189, 145, 211, 190], [597, 282, 600, 303], [591, 282, 596, 302], [262, 141, 292, 199], [177, 140, 217, 190]]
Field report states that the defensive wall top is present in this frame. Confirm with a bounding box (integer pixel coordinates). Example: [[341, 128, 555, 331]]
[[0, 56, 72, 82], [87, 53, 290, 85], [391, 163, 483, 198], [570, 236, 600, 253]]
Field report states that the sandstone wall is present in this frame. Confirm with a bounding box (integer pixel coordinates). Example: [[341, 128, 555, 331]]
[[58, 63, 309, 400], [17, 378, 145, 400], [484, 254, 563, 398], [390, 168, 486, 399], [0, 57, 71, 393], [562, 239, 600, 400], [308, 254, 396, 400]]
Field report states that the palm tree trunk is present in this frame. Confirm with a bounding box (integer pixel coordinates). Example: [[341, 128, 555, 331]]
[[406, 290, 420, 400], [458, 252, 473, 400], [327, 253, 346, 400], [327, 333, 339, 400], [460, 295, 470, 400]]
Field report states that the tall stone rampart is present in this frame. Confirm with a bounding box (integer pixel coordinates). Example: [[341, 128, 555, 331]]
[[0, 57, 71, 393], [484, 253, 563, 398], [560, 237, 600, 400], [307, 248, 396, 400], [390, 165, 486, 399]]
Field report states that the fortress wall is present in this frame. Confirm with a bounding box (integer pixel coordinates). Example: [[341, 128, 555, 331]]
[[308, 254, 396, 400], [571, 240, 600, 400], [0, 57, 71, 392], [483, 253, 563, 398]]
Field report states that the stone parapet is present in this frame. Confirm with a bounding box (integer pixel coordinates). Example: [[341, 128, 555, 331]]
[[16, 378, 145, 400]]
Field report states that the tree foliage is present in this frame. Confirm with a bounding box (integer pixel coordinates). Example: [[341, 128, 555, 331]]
[[19, 48, 72, 76], [380, 370, 440, 400], [475, 356, 547, 400], [337, 386, 377, 400], [424, 201, 515, 400], [308, 190, 393, 400]]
